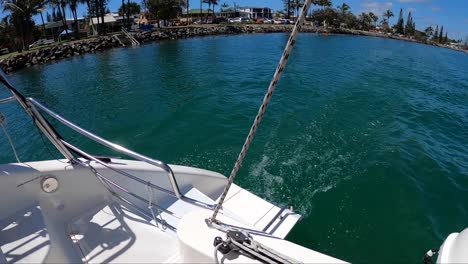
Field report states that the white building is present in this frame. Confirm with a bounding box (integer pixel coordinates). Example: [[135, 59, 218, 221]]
[[238, 7, 272, 19]]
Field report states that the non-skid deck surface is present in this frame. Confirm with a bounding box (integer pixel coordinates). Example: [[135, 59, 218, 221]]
[[70, 204, 179, 263], [0, 204, 181, 263], [0, 187, 219, 264], [0, 205, 50, 263]]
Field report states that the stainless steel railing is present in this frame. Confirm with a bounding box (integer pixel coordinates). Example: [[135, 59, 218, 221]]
[[122, 27, 140, 46], [26, 97, 217, 210], [28, 97, 183, 199], [0, 69, 216, 225]]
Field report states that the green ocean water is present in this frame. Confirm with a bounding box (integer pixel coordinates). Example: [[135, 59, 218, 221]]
[[1, 33, 467, 263]]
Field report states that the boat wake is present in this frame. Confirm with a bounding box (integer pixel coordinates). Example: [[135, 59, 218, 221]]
[[246, 120, 361, 217]]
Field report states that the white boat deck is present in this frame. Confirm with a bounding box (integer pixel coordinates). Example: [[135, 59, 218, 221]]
[[0, 159, 344, 263], [0, 202, 180, 263]]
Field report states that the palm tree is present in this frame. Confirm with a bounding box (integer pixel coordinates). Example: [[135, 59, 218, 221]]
[[317, 0, 331, 9], [369, 12, 378, 27], [37, 6, 47, 37], [199, 0, 202, 23], [211, 0, 218, 18], [59, 0, 69, 34], [283, 0, 291, 19], [77, 0, 94, 35], [49, 0, 69, 36], [292, 0, 303, 19], [69, 0, 80, 37], [383, 9, 393, 23], [186, 0, 189, 24], [202, 0, 217, 23], [2, 0, 45, 49], [220, 2, 228, 12], [337, 2, 350, 15], [424, 26, 433, 37]]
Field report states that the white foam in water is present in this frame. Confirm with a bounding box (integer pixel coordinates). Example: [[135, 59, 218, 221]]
[[247, 122, 357, 217]]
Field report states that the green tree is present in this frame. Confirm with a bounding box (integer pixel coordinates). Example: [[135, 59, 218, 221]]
[[317, 0, 332, 9], [220, 2, 228, 12], [118, 2, 140, 16], [404, 11, 415, 36], [69, 0, 80, 37], [37, 6, 46, 37], [394, 8, 404, 34], [49, 0, 70, 36], [380, 10, 393, 31], [185, 0, 188, 24], [283, 0, 292, 19], [202, 0, 217, 23], [0, 18, 19, 50], [424, 26, 433, 37], [119, 2, 140, 27], [2, 0, 45, 50], [337, 2, 350, 15], [383, 9, 393, 22], [439, 25, 443, 43], [292, 0, 303, 19], [143, 0, 185, 27], [368, 12, 378, 27], [444, 32, 448, 44], [434, 25, 439, 42], [358, 12, 372, 31], [310, 6, 339, 28], [88, 0, 108, 34], [210, 0, 218, 18]]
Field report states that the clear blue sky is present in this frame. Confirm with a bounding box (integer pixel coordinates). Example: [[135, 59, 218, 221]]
[[2, 0, 467, 40]]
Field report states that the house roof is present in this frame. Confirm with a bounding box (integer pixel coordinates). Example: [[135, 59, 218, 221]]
[[90, 14, 117, 25], [238, 7, 271, 10], [45, 21, 72, 29], [187, 9, 213, 14]]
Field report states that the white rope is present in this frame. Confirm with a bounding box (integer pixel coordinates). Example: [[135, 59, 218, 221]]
[[211, 0, 313, 221]]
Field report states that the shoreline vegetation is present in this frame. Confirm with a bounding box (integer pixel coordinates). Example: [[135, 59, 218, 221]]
[[1, 24, 466, 74]]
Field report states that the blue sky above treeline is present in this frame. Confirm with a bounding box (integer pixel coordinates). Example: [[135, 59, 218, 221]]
[[2, 0, 467, 39]]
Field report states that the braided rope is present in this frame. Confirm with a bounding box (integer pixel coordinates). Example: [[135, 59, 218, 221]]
[[211, 0, 313, 221]]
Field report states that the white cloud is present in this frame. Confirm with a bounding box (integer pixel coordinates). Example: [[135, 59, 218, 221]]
[[408, 7, 417, 12], [431, 6, 441, 12], [361, 1, 393, 15]]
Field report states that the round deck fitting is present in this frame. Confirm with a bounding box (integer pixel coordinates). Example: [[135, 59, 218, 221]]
[[41, 176, 59, 193]]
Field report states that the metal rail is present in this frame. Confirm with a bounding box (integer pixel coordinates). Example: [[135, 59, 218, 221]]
[[28, 98, 216, 211], [0, 96, 15, 104], [28, 97, 183, 199], [122, 27, 140, 46], [0, 69, 216, 229]]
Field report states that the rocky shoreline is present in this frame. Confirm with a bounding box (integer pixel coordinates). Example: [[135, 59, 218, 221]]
[[1, 24, 466, 74]]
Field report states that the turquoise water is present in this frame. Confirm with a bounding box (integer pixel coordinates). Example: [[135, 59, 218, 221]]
[[1, 34, 468, 263]]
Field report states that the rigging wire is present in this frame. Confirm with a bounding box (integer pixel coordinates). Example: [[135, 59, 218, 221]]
[[210, 0, 314, 221], [33, 117, 69, 164], [0, 113, 20, 163]]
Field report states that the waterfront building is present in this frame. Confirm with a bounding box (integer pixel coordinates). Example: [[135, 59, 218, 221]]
[[238, 7, 272, 19]]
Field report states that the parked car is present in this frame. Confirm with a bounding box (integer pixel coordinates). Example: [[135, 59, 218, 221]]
[[274, 19, 290, 24], [0, 48, 9, 55], [228, 17, 249, 23], [29, 39, 54, 49], [263, 19, 274, 24]]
